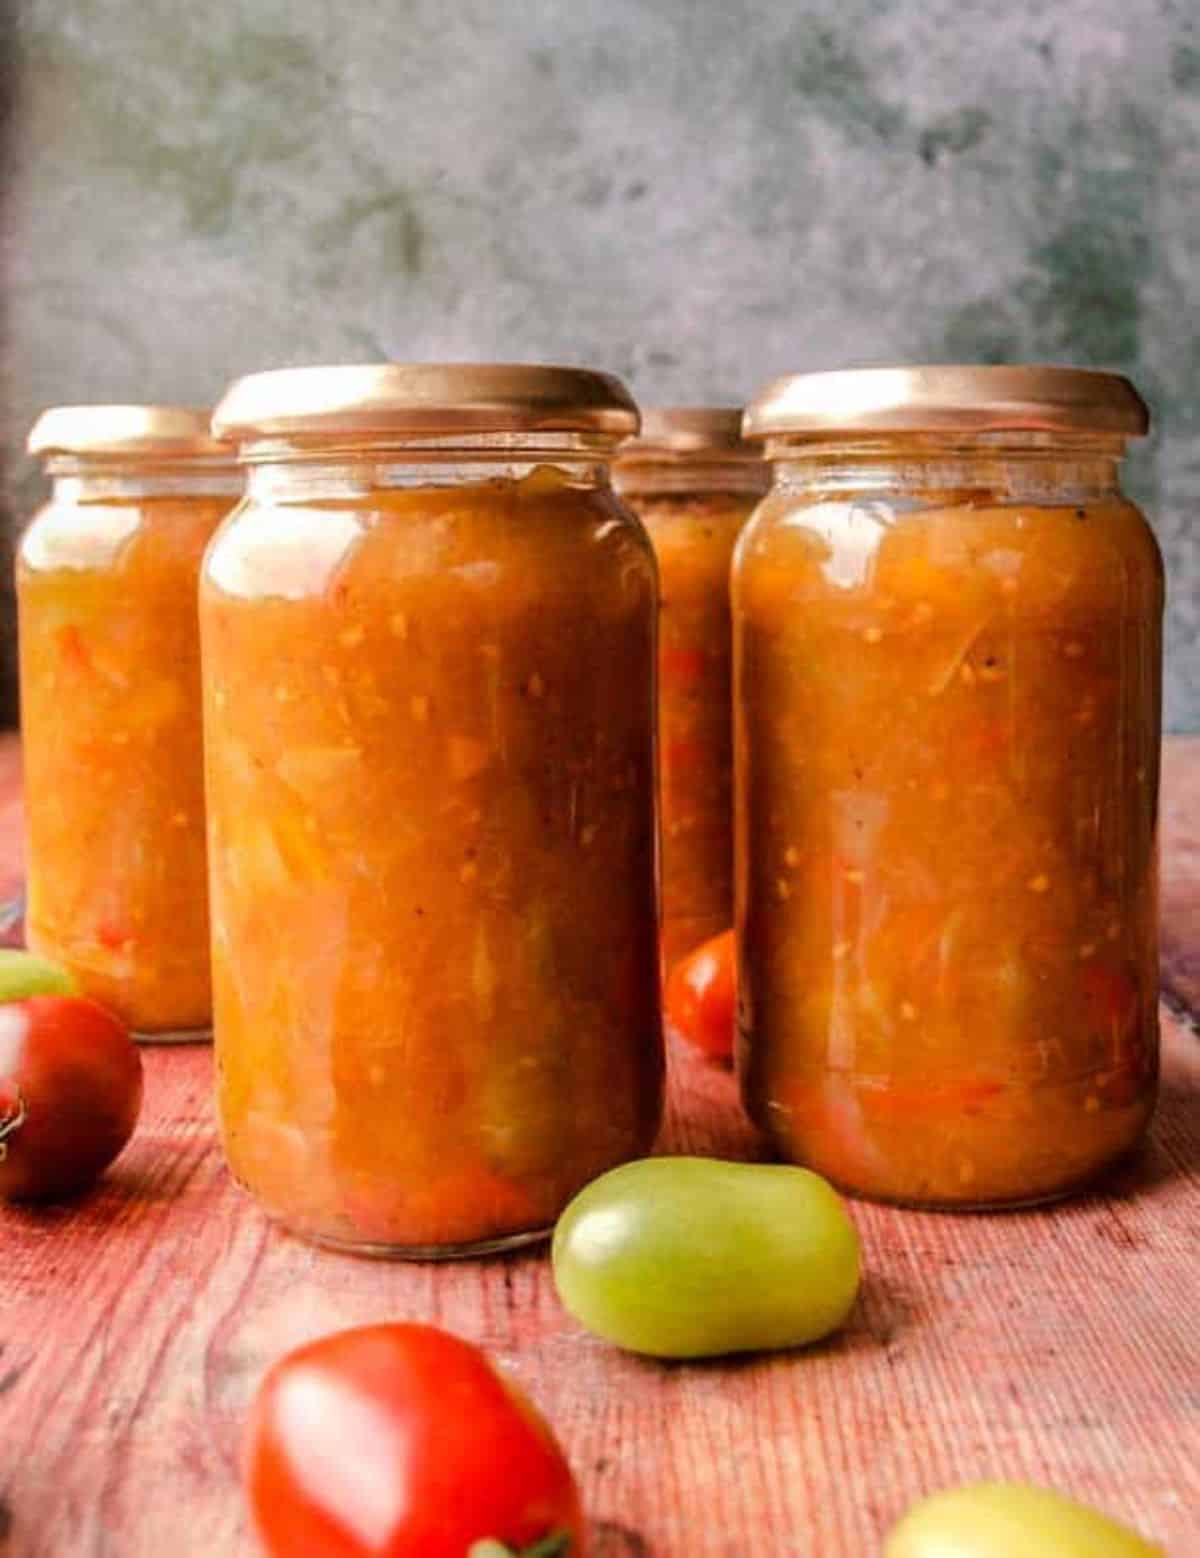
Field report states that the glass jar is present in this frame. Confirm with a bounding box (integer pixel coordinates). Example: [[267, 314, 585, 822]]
[[614, 409, 766, 970], [202, 363, 664, 1256], [734, 366, 1162, 1208], [19, 406, 240, 1037]]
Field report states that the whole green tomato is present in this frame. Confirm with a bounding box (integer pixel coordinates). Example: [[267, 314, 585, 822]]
[[552, 1156, 860, 1359], [885, 1482, 1163, 1557], [0, 949, 77, 1002]]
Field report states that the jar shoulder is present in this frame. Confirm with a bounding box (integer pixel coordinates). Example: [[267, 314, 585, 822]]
[[20, 497, 142, 575], [20, 493, 231, 577], [203, 478, 655, 606], [734, 488, 1163, 618]]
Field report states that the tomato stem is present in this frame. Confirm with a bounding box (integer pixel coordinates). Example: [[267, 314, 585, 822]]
[[468, 1534, 573, 1558], [0, 1085, 26, 1163]]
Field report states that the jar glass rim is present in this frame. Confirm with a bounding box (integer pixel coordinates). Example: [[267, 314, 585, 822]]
[[616, 405, 762, 463]]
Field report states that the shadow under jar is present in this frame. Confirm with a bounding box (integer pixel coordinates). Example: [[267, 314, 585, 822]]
[[202, 364, 664, 1256], [734, 366, 1163, 1209], [19, 406, 240, 1039], [614, 408, 767, 971]]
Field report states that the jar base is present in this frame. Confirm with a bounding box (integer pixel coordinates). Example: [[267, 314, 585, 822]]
[[814, 1142, 1146, 1213], [272, 1216, 553, 1262], [132, 1025, 212, 1045], [832, 1180, 1091, 1213]]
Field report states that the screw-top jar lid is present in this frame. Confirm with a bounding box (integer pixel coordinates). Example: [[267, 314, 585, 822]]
[[212, 363, 640, 445], [617, 406, 761, 462], [743, 366, 1150, 441], [27, 405, 229, 459]]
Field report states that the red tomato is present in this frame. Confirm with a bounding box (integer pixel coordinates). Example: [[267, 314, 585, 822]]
[[0, 995, 142, 1201], [665, 929, 736, 1062], [246, 1323, 584, 1558]]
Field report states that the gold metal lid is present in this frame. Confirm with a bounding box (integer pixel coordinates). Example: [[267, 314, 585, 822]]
[[616, 406, 760, 462], [212, 363, 640, 444], [743, 366, 1150, 440], [27, 405, 229, 459]]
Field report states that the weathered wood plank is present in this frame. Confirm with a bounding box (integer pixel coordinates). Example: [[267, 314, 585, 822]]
[[0, 734, 25, 905], [0, 740, 1197, 1556], [1162, 738, 1200, 1027], [2, 1022, 1197, 1556]]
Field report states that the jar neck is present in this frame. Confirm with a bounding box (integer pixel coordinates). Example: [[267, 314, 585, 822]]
[[239, 431, 617, 501], [613, 457, 769, 499], [45, 455, 242, 502], [764, 432, 1128, 502]]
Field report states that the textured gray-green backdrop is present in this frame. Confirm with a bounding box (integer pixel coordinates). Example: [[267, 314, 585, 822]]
[[3, 0, 1197, 726]]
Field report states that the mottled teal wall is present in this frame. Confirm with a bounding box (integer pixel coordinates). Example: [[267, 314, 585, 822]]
[[4, 0, 1197, 726]]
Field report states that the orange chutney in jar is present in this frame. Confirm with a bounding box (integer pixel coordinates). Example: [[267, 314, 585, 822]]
[[615, 409, 766, 969], [735, 367, 1162, 1207], [19, 406, 240, 1036], [202, 364, 664, 1255]]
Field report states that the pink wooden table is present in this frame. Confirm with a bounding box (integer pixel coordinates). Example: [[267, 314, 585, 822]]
[[2, 737, 1197, 1556]]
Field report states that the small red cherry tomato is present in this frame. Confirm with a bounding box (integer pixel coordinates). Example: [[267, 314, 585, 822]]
[[245, 1323, 585, 1558], [665, 929, 736, 1062], [0, 994, 143, 1201]]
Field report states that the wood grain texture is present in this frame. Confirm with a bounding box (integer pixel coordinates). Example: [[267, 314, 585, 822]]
[[1, 739, 1197, 1557], [1163, 739, 1200, 1029], [0, 735, 25, 903]]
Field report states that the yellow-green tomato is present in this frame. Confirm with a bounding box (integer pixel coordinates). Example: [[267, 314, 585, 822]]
[[885, 1483, 1163, 1557], [551, 1156, 860, 1359], [0, 950, 78, 1003]]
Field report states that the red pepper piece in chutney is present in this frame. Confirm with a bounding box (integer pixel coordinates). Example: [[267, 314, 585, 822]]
[[660, 645, 709, 689], [856, 1078, 1007, 1123], [1082, 961, 1139, 1042], [56, 624, 93, 674], [1082, 961, 1152, 1107], [95, 919, 133, 953]]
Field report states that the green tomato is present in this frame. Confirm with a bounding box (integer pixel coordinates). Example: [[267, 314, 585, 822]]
[[0, 950, 78, 1003], [885, 1483, 1163, 1557], [551, 1156, 860, 1359]]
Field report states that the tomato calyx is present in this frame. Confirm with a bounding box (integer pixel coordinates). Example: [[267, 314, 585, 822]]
[[0, 1085, 27, 1163], [468, 1533, 574, 1558]]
